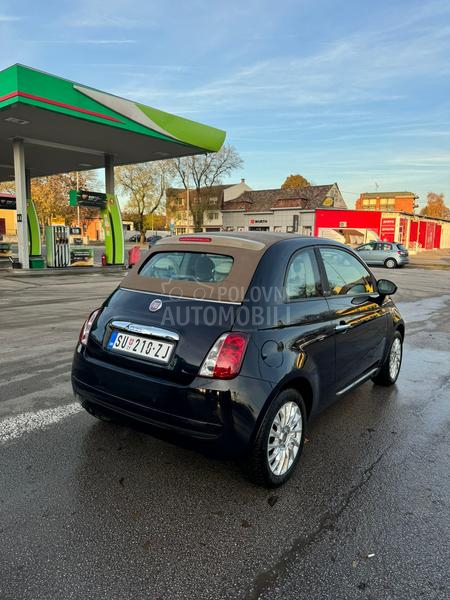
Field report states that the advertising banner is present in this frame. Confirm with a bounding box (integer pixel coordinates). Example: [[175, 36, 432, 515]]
[[70, 248, 94, 267], [69, 190, 107, 208], [380, 218, 396, 241]]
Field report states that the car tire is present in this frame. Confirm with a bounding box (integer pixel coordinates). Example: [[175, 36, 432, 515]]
[[372, 331, 403, 386], [245, 389, 306, 487], [385, 258, 397, 269]]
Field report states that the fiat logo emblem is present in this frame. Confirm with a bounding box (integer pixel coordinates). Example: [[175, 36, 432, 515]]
[[149, 298, 163, 312]]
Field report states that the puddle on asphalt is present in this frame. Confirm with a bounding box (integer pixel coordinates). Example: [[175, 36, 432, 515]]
[[397, 294, 450, 324]]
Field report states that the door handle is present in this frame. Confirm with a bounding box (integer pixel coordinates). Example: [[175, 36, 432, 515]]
[[335, 322, 351, 332]]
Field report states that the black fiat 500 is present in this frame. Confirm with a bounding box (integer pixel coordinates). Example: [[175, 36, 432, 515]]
[[72, 233, 404, 486]]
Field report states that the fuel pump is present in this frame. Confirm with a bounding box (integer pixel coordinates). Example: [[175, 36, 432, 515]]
[[45, 225, 70, 267]]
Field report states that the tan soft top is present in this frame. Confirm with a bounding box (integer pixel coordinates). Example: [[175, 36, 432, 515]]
[[121, 233, 291, 302]]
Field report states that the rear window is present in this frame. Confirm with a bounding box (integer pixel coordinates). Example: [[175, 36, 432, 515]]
[[397, 244, 407, 251], [139, 251, 234, 283]]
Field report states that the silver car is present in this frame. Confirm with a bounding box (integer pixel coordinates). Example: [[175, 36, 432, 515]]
[[355, 241, 409, 268]]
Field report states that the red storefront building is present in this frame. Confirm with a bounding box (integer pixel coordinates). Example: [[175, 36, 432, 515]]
[[314, 209, 450, 250]]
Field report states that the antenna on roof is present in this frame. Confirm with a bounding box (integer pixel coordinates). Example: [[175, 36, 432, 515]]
[[374, 181, 380, 192]]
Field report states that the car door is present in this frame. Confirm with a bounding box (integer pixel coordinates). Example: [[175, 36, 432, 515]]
[[380, 242, 393, 263], [317, 246, 388, 395], [254, 246, 336, 409], [357, 242, 376, 264], [373, 242, 389, 265]]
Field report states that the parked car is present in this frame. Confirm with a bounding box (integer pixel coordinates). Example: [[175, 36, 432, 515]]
[[126, 234, 140, 243], [72, 233, 404, 487], [146, 234, 162, 246], [355, 241, 409, 268]]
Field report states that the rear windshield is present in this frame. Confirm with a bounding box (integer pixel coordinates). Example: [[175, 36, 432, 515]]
[[139, 251, 234, 283], [397, 244, 407, 251]]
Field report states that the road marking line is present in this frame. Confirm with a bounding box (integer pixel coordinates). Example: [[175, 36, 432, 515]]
[[0, 403, 82, 444], [0, 363, 72, 386]]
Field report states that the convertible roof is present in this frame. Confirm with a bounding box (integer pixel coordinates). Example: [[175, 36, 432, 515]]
[[122, 233, 338, 302], [157, 231, 300, 250], [122, 233, 290, 302]]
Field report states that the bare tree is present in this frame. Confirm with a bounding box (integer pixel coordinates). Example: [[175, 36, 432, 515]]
[[116, 160, 175, 242], [173, 145, 243, 232]]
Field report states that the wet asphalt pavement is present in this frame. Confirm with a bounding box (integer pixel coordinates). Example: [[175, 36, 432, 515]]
[[0, 268, 449, 600]]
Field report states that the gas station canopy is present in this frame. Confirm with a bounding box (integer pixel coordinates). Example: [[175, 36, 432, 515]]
[[0, 64, 226, 181], [0, 64, 226, 269]]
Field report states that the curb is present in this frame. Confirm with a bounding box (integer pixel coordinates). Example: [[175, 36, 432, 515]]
[[2, 266, 127, 277], [408, 263, 450, 270]]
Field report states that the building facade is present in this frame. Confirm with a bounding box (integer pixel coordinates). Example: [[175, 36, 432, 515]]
[[166, 179, 252, 234], [0, 193, 17, 238], [222, 183, 346, 234], [315, 209, 450, 250], [356, 191, 418, 213]]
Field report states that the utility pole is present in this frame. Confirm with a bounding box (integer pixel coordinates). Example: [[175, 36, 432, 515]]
[[76, 172, 80, 227], [186, 165, 190, 233]]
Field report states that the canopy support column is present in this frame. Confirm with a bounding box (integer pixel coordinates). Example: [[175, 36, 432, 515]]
[[25, 168, 32, 198], [13, 138, 29, 269], [105, 154, 115, 195]]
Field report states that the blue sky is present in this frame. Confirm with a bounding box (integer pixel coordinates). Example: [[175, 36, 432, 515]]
[[1, 0, 449, 207]]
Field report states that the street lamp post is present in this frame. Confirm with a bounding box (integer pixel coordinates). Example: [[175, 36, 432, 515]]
[[76, 172, 80, 227]]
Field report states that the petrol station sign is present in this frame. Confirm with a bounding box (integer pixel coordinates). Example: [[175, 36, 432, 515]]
[[69, 189, 108, 208], [68, 189, 124, 265], [0, 195, 16, 210]]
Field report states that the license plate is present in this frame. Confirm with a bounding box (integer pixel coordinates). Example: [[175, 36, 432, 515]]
[[107, 330, 174, 364]]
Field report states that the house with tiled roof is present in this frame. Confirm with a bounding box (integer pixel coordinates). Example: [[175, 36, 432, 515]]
[[222, 183, 346, 234], [166, 179, 251, 233]]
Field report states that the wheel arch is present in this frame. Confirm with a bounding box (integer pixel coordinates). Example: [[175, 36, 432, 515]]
[[248, 374, 315, 449], [396, 322, 405, 340], [279, 376, 314, 420], [258, 373, 315, 427]]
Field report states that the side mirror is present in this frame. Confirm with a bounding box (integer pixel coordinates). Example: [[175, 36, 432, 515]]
[[377, 278, 397, 296]]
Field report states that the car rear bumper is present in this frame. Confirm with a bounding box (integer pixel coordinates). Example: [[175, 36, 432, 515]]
[[72, 346, 273, 454]]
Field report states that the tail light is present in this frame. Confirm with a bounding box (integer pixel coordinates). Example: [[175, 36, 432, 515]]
[[199, 333, 249, 379], [79, 308, 102, 346]]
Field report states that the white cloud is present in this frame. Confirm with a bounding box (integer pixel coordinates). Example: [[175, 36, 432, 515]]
[[25, 39, 137, 45], [0, 15, 20, 22], [112, 15, 450, 119], [70, 16, 151, 29], [389, 154, 450, 168]]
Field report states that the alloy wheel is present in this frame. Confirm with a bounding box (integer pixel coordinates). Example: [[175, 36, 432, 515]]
[[386, 258, 396, 269], [389, 337, 402, 380], [267, 401, 303, 476]]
